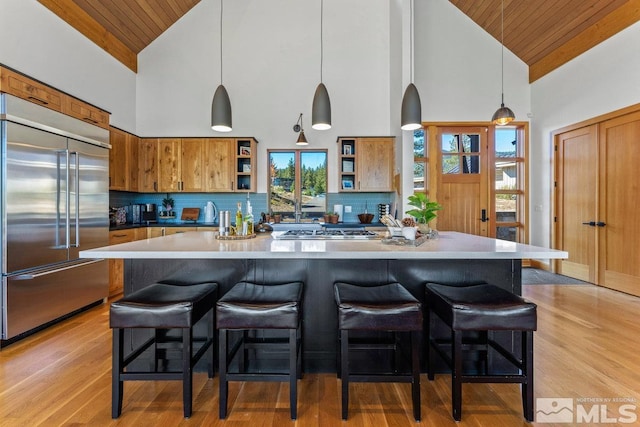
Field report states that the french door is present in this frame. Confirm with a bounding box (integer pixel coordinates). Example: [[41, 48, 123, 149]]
[[417, 124, 527, 242]]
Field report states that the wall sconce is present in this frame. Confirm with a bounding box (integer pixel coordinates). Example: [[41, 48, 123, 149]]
[[293, 113, 308, 146]]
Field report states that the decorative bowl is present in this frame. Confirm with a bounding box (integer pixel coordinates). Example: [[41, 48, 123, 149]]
[[358, 213, 374, 224]]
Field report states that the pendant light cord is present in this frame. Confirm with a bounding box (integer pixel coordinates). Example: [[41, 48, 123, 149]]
[[220, 0, 224, 86], [320, 0, 324, 83], [410, 0, 414, 84], [500, 0, 504, 104]]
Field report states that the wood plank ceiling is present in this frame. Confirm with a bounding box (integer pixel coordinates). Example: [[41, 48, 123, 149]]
[[39, 0, 640, 82]]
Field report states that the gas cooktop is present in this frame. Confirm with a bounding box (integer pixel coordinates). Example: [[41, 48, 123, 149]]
[[273, 229, 380, 240]]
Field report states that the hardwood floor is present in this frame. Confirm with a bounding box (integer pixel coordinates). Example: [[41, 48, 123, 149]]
[[1, 284, 639, 426]]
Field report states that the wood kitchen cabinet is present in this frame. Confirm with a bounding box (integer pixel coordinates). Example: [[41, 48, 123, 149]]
[[204, 138, 235, 191], [108, 228, 143, 297], [0, 66, 63, 112], [109, 127, 139, 191], [337, 137, 394, 192], [139, 138, 159, 192], [146, 227, 197, 238], [62, 95, 109, 129], [156, 138, 206, 193], [0, 66, 109, 129]]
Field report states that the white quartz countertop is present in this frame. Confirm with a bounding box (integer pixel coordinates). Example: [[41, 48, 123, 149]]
[[79, 231, 568, 260]]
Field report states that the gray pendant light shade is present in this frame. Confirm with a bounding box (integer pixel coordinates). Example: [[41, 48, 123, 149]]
[[401, 83, 422, 131], [211, 0, 232, 132], [211, 84, 232, 132], [312, 83, 331, 130], [492, 101, 515, 126]]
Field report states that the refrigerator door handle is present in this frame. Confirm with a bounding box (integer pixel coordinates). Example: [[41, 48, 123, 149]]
[[65, 148, 71, 249], [11, 259, 103, 280], [70, 151, 80, 248]]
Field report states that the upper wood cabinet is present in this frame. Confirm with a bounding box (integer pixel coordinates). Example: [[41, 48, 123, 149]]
[[109, 127, 139, 191], [0, 66, 109, 129], [157, 138, 206, 193], [0, 66, 63, 112], [337, 137, 394, 192], [63, 96, 109, 129], [139, 138, 159, 192], [204, 138, 235, 192]]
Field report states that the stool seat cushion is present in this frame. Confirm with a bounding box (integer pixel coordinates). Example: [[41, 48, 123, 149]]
[[217, 282, 303, 329], [110, 282, 218, 329], [426, 283, 536, 331], [335, 282, 422, 331]]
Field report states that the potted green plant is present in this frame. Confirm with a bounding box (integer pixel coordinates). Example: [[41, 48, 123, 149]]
[[405, 193, 442, 233]]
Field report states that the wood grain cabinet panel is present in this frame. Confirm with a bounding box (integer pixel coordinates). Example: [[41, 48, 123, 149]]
[[62, 95, 109, 129], [337, 137, 394, 192], [0, 67, 63, 112], [108, 229, 137, 297], [139, 138, 159, 192]]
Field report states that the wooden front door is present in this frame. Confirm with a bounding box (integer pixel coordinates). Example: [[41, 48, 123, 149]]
[[555, 125, 598, 283], [435, 127, 489, 236], [597, 111, 640, 294]]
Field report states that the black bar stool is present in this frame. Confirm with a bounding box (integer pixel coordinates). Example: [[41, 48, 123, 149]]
[[334, 282, 422, 421], [216, 281, 303, 420], [110, 282, 218, 418], [425, 283, 537, 421]]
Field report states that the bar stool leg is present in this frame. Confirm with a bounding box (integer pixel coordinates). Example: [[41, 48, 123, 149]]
[[452, 329, 463, 421], [219, 329, 228, 419], [426, 306, 435, 381], [341, 329, 349, 420], [112, 328, 124, 419], [208, 309, 215, 378], [289, 328, 298, 420], [523, 330, 534, 421], [411, 330, 421, 421], [182, 328, 193, 418]]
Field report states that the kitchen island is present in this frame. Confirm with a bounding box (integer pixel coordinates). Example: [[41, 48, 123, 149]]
[[81, 231, 567, 372]]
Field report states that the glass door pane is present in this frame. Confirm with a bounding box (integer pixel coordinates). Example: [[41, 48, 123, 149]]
[[300, 151, 327, 219], [269, 151, 295, 218]]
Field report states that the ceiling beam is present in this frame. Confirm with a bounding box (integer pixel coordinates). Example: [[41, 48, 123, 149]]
[[529, 0, 640, 83], [38, 0, 138, 73]]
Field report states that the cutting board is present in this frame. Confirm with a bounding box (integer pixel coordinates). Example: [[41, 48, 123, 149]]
[[181, 207, 200, 221]]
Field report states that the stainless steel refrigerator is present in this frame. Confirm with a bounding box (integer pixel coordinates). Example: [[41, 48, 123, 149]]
[[1, 93, 110, 344]]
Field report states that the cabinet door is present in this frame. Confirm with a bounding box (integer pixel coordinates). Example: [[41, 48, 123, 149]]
[[158, 138, 181, 192], [204, 138, 235, 192], [108, 229, 137, 297], [356, 138, 394, 191], [62, 96, 109, 129], [109, 128, 128, 190], [127, 134, 139, 192], [139, 139, 159, 192], [0, 67, 63, 112], [181, 138, 205, 192]]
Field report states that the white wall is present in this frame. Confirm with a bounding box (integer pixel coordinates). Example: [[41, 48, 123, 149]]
[[0, 0, 136, 132], [529, 21, 640, 248], [137, 0, 393, 193]]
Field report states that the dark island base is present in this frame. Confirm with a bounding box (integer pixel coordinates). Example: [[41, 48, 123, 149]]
[[123, 258, 522, 374]]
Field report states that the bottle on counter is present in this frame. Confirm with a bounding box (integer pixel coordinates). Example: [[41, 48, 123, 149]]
[[235, 202, 243, 235], [245, 201, 254, 235]]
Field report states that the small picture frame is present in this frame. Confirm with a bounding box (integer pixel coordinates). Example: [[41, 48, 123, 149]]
[[343, 145, 352, 155], [242, 164, 251, 173], [240, 146, 251, 156], [342, 179, 354, 190], [342, 160, 354, 173]]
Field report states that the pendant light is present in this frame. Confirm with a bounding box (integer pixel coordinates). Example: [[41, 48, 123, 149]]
[[312, 0, 331, 130], [211, 0, 232, 132], [491, 0, 515, 126], [293, 113, 308, 146], [401, 0, 422, 131]]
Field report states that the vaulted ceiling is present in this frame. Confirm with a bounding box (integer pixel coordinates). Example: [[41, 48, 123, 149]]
[[39, 0, 640, 82]]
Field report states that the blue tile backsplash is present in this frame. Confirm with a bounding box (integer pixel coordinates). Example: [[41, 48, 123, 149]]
[[110, 192, 396, 224]]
